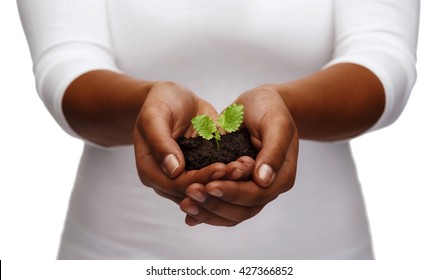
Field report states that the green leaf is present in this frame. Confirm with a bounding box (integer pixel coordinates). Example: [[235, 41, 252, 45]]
[[191, 115, 217, 140], [217, 104, 244, 133]]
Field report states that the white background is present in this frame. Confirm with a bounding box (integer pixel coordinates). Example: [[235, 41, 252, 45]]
[[1, 0, 436, 279]]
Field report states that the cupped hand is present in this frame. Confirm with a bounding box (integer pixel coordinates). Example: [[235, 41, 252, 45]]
[[180, 86, 299, 226], [133, 81, 228, 203]]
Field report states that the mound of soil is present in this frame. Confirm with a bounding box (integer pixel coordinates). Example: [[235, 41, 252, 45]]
[[177, 128, 259, 171]]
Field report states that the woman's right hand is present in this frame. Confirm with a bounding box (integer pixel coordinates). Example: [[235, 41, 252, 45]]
[[133, 81, 230, 204]]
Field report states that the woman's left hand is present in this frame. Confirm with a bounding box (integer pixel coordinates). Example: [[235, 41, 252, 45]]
[[179, 86, 299, 226]]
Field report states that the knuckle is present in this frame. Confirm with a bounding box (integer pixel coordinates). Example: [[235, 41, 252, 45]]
[[266, 145, 284, 159], [139, 105, 162, 122], [136, 166, 155, 188], [150, 137, 168, 150]]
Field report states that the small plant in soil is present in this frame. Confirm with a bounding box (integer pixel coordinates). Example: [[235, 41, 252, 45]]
[[191, 104, 244, 151], [178, 104, 259, 171]]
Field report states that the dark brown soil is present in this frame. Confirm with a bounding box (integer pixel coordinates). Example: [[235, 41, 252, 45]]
[[177, 128, 259, 170]]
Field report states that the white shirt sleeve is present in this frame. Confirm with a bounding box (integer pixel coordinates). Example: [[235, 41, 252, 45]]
[[326, 0, 420, 133], [17, 0, 120, 139]]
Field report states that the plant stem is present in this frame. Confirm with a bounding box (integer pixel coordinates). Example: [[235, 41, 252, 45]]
[[214, 130, 221, 151]]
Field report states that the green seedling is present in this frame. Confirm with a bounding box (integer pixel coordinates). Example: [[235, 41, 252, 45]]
[[191, 104, 244, 151]]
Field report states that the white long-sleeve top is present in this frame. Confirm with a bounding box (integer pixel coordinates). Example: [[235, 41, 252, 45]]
[[18, 0, 419, 259]]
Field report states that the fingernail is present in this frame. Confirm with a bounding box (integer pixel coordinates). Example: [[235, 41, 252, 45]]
[[183, 205, 199, 216], [243, 162, 254, 167], [187, 218, 200, 227], [163, 154, 179, 176], [188, 190, 206, 203], [230, 169, 244, 180], [258, 164, 274, 186], [208, 188, 223, 197]]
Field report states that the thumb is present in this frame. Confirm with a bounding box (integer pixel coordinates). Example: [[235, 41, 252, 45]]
[[135, 104, 187, 178], [252, 115, 296, 188]]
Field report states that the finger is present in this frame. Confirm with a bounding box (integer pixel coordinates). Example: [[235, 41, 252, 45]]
[[183, 209, 239, 227], [205, 156, 296, 207], [135, 129, 227, 197], [234, 156, 255, 180], [185, 215, 201, 227], [181, 188, 264, 223], [180, 197, 259, 227], [205, 180, 267, 207], [184, 186, 264, 222], [235, 155, 256, 166], [251, 113, 295, 188], [236, 89, 296, 188], [188, 162, 228, 184], [184, 184, 255, 224], [223, 158, 254, 181], [185, 183, 209, 203]]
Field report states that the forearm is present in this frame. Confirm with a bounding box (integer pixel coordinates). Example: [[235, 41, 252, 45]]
[[62, 70, 155, 146], [272, 63, 385, 141]]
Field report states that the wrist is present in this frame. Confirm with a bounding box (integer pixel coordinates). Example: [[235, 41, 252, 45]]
[[63, 70, 157, 146]]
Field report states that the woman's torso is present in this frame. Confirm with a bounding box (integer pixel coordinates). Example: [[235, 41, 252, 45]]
[[58, 0, 374, 259]]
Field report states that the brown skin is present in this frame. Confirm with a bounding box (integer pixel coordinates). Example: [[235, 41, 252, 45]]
[[63, 63, 384, 227], [63, 74, 251, 202], [181, 63, 384, 226], [63, 71, 150, 146]]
